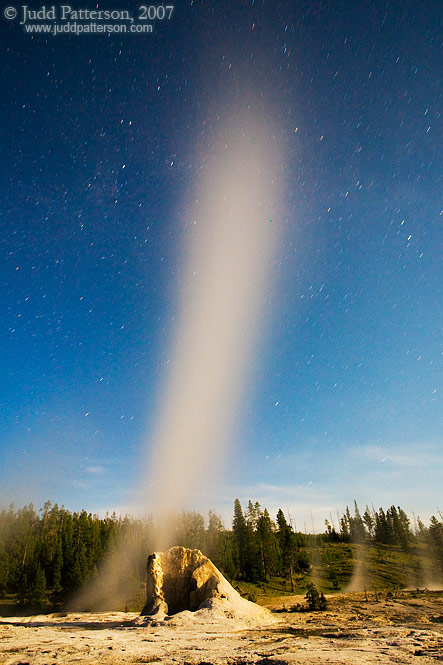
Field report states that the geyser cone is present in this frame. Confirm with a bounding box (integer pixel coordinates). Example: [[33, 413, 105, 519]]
[[138, 546, 274, 625]]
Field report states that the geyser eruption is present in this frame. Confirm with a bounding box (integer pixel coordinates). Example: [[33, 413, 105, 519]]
[[143, 114, 284, 544], [73, 110, 284, 611]]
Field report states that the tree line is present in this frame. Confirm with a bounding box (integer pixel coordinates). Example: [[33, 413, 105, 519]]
[[326, 501, 414, 547], [0, 499, 442, 611], [326, 501, 443, 556]]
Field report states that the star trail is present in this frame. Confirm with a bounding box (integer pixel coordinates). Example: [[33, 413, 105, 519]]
[[0, 0, 441, 526]]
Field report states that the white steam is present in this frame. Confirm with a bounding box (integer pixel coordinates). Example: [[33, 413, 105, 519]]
[[143, 115, 284, 542]]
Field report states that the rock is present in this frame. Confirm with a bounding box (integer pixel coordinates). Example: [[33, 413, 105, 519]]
[[139, 546, 274, 626]]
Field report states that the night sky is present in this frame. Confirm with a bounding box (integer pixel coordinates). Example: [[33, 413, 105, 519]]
[[1, 0, 441, 527]]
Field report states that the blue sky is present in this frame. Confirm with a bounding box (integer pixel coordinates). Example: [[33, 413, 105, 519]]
[[0, 0, 441, 528]]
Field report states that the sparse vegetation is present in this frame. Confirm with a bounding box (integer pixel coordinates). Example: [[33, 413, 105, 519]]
[[305, 582, 327, 611]]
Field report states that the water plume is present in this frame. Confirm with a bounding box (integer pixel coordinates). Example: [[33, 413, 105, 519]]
[[142, 112, 284, 548], [72, 109, 285, 610]]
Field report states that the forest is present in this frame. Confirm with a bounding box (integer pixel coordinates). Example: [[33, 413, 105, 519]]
[[0, 499, 442, 613]]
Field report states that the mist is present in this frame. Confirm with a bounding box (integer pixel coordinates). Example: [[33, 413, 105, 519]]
[[72, 110, 285, 608], [140, 113, 284, 546]]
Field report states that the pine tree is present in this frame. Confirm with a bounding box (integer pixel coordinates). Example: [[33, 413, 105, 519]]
[[257, 509, 276, 580], [30, 564, 47, 608], [276, 509, 296, 589], [339, 512, 351, 541], [232, 499, 249, 579], [206, 511, 225, 568], [374, 507, 388, 543], [351, 501, 366, 542], [0, 550, 8, 596], [244, 501, 263, 581], [395, 507, 412, 549], [305, 582, 319, 610], [51, 536, 63, 604], [363, 506, 375, 538], [429, 516, 443, 577]]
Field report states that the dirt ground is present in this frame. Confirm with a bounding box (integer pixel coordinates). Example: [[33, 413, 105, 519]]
[[1, 590, 443, 664]]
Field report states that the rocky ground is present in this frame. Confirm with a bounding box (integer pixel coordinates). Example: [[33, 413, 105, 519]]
[[1, 591, 443, 664]]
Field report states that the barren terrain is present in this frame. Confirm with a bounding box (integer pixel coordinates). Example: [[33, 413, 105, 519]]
[[1, 591, 443, 664]]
